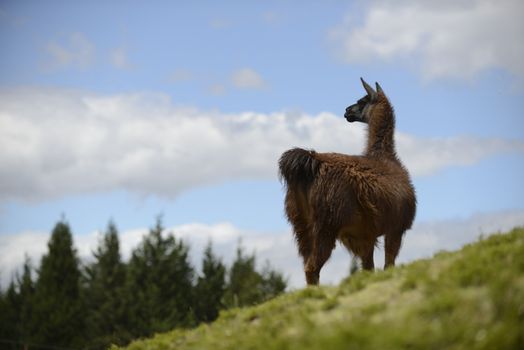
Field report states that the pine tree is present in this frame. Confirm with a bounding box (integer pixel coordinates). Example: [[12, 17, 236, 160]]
[[224, 242, 288, 308], [85, 221, 130, 349], [0, 258, 34, 349], [31, 220, 86, 348], [0, 287, 8, 341], [16, 257, 35, 348], [125, 217, 194, 337], [194, 242, 226, 323], [224, 243, 264, 308], [0, 290, 7, 347], [260, 261, 287, 301], [0, 282, 19, 349]]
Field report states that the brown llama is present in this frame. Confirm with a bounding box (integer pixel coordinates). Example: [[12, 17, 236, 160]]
[[279, 78, 416, 285]]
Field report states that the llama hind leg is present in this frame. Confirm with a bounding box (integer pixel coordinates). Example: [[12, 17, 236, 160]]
[[361, 247, 375, 270], [384, 232, 403, 269], [304, 224, 336, 285], [288, 210, 313, 270], [358, 239, 376, 271], [294, 225, 312, 269], [285, 189, 314, 272]]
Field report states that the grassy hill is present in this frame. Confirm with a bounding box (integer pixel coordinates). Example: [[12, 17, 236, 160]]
[[114, 227, 524, 350]]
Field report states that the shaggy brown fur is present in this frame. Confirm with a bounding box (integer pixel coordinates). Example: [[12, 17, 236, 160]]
[[279, 79, 416, 285]]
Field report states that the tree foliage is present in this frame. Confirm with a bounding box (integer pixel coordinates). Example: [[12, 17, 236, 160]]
[[195, 242, 226, 323], [85, 221, 130, 348], [225, 243, 288, 308], [125, 217, 195, 337], [0, 217, 287, 350], [31, 220, 86, 348]]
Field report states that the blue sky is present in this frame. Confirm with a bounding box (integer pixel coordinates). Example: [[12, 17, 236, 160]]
[[1, 0, 523, 287]]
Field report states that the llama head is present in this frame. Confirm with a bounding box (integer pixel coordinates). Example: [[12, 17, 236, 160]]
[[344, 78, 385, 123]]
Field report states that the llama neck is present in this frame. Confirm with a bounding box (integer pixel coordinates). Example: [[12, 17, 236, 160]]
[[364, 100, 398, 159]]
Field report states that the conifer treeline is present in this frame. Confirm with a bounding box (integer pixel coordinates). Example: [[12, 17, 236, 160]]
[[0, 218, 287, 350]]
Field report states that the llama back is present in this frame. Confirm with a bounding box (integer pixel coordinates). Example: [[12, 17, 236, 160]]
[[278, 148, 320, 189]]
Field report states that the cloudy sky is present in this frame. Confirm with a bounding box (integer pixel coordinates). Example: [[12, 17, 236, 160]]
[[1, 0, 523, 288]]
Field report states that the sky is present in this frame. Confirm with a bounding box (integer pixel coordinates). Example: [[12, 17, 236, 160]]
[[1, 0, 524, 288]]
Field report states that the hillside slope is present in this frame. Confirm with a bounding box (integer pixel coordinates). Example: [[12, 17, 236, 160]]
[[115, 228, 524, 350]]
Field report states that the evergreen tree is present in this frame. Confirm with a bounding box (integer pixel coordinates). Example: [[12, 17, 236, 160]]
[[259, 261, 287, 301], [31, 220, 86, 348], [224, 243, 264, 308], [125, 217, 194, 337], [225, 243, 288, 308], [0, 282, 19, 349], [0, 291, 7, 348], [194, 242, 226, 323], [16, 258, 35, 348], [0, 258, 35, 349], [85, 221, 130, 349], [0, 287, 8, 341]]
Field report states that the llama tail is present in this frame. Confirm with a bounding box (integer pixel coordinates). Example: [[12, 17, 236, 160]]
[[278, 148, 320, 189]]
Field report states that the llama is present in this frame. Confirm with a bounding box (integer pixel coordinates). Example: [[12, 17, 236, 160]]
[[279, 78, 416, 285]]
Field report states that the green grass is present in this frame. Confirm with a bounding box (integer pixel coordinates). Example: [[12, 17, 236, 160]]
[[114, 227, 524, 350]]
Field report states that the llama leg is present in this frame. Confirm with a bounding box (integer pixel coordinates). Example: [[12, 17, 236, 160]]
[[304, 224, 336, 285], [285, 189, 313, 268], [384, 232, 403, 269], [294, 225, 312, 269], [360, 241, 375, 271], [361, 250, 375, 270]]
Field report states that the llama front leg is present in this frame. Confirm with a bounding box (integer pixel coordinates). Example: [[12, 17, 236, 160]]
[[384, 232, 403, 268], [361, 247, 375, 270], [304, 224, 336, 285], [354, 237, 376, 271]]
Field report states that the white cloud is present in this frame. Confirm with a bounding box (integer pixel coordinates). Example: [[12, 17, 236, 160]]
[[1, 210, 523, 289], [43, 32, 95, 70], [400, 209, 524, 261], [397, 134, 524, 176], [330, 0, 524, 80], [1, 88, 523, 201], [0, 231, 49, 285], [232, 68, 267, 89]]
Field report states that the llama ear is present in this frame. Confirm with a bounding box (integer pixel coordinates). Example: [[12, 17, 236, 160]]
[[375, 82, 384, 95], [360, 77, 376, 100]]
